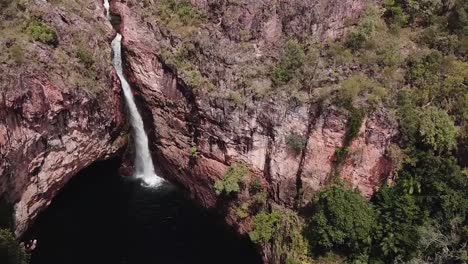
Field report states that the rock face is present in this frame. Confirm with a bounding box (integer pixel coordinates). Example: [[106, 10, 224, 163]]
[[114, 0, 397, 235], [0, 0, 126, 235]]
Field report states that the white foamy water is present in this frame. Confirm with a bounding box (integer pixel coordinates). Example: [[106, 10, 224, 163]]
[[111, 33, 164, 187], [103, 0, 110, 18]]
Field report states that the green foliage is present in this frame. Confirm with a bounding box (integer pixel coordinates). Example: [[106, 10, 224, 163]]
[[285, 133, 307, 156], [383, 0, 408, 27], [345, 6, 383, 52], [249, 177, 263, 194], [371, 185, 424, 262], [344, 108, 365, 145], [190, 146, 199, 158], [8, 44, 24, 65], [406, 50, 442, 89], [0, 229, 29, 264], [337, 75, 387, 109], [370, 151, 468, 263], [398, 97, 457, 153], [307, 185, 375, 254], [418, 106, 457, 152], [272, 39, 305, 86], [389, 0, 443, 26], [154, 0, 205, 37], [75, 44, 94, 68], [235, 203, 250, 219], [26, 20, 58, 46], [161, 44, 215, 91], [333, 108, 365, 168], [214, 164, 248, 196], [448, 0, 468, 35], [249, 211, 282, 244]]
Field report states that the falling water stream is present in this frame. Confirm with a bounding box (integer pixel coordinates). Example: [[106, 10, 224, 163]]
[[107, 0, 163, 187]]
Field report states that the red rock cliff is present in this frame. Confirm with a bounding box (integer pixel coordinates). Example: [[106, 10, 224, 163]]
[[0, 0, 126, 235]]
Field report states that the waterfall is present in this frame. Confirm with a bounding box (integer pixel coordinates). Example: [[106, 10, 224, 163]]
[[103, 0, 110, 19], [111, 33, 164, 187]]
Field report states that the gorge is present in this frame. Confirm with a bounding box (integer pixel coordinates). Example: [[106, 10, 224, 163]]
[[1, 0, 467, 263]]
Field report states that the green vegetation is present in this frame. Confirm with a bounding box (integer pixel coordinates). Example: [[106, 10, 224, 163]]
[[333, 108, 365, 167], [161, 44, 215, 91], [75, 44, 94, 68], [306, 185, 375, 255], [249, 211, 282, 244], [190, 146, 199, 158], [139, 0, 205, 37], [272, 39, 305, 86], [285, 133, 307, 156], [345, 6, 384, 52], [337, 75, 387, 109], [0, 229, 29, 264], [26, 20, 58, 46], [0, 199, 28, 264], [214, 164, 249, 196]]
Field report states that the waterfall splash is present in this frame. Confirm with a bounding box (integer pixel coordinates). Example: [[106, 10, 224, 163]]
[[111, 33, 164, 187]]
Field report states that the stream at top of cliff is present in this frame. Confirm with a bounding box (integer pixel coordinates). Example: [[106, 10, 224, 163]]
[[27, 158, 261, 264]]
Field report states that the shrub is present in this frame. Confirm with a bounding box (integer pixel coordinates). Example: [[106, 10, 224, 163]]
[[214, 164, 249, 195], [249, 211, 282, 244], [26, 20, 58, 46], [417, 106, 457, 152], [345, 6, 383, 52], [249, 177, 263, 194], [337, 75, 387, 109], [397, 0, 443, 25], [448, 0, 468, 35], [383, 0, 408, 27], [272, 39, 305, 86], [285, 133, 307, 156], [344, 108, 365, 145], [235, 203, 250, 219], [0, 229, 29, 264], [76, 44, 94, 68], [371, 186, 423, 262], [307, 185, 375, 254], [9, 44, 24, 65], [190, 146, 199, 158]]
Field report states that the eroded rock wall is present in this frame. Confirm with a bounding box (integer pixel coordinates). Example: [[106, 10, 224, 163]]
[[0, 0, 126, 235], [113, 0, 397, 234]]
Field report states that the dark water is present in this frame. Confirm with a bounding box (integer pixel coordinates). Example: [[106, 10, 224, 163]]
[[28, 159, 261, 264]]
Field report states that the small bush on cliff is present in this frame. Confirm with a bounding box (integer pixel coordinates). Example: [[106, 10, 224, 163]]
[[272, 39, 305, 86], [345, 6, 384, 52], [0, 229, 29, 264], [76, 44, 94, 68], [306, 185, 375, 255], [214, 164, 249, 196], [249, 211, 282, 244], [286, 133, 307, 156], [26, 20, 58, 46]]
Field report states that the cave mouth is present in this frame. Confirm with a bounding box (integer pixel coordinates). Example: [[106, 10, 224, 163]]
[[25, 158, 261, 264]]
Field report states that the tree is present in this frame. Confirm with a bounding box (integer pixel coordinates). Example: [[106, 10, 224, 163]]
[[214, 164, 249, 195], [272, 39, 305, 86], [448, 0, 468, 35], [371, 185, 424, 262], [418, 106, 457, 153], [307, 185, 375, 254]]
